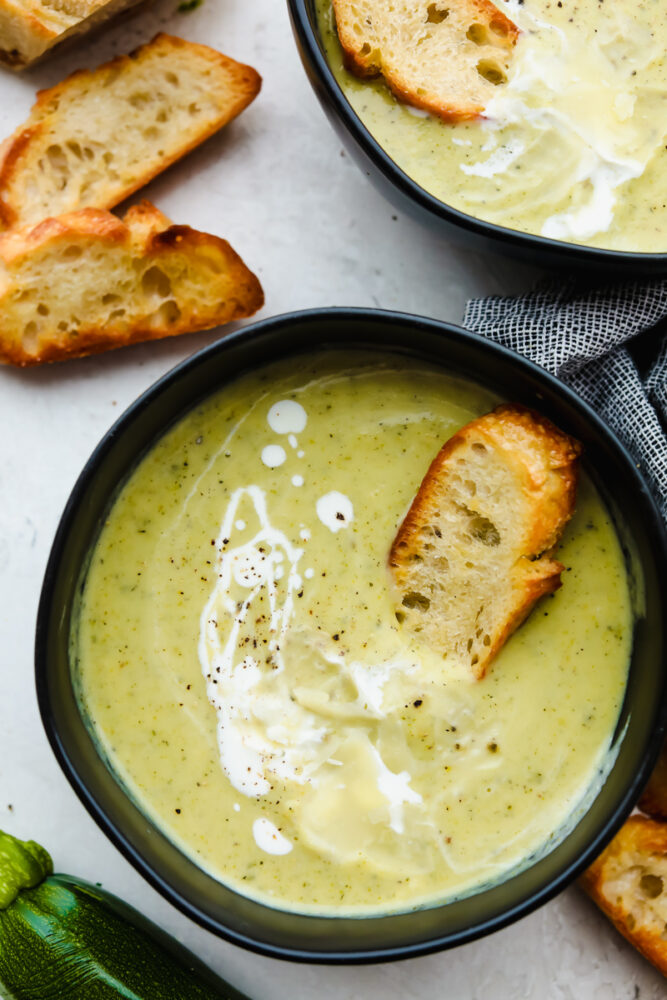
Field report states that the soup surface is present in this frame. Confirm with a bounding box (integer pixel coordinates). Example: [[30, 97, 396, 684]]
[[317, 0, 666, 252], [75, 352, 631, 915]]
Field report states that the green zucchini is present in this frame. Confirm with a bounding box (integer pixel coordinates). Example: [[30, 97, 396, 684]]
[[0, 829, 251, 999]]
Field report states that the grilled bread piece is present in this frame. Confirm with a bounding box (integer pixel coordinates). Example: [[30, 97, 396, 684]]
[[0, 33, 261, 229], [0, 200, 263, 366], [639, 740, 667, 822], [389, 404, 581, 679], [331, 0, 518, 121], [581, 816, 667, 976], [0, 0, 144, 68]]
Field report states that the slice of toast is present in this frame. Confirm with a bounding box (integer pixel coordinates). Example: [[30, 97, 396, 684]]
[[0, 33, 261, 229], [331, 0, 518, 121], [389, 404, 581, 679], [639, 740, 667, 821], [580, 816, 667, 976], [0, 0, 144, 68], [0, 200, 263, 366]]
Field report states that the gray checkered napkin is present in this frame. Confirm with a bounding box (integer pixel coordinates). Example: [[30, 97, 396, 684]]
[[464, 276, 667, 524]]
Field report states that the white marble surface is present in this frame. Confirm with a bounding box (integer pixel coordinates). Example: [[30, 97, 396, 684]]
[[0, 1, 663, 996]]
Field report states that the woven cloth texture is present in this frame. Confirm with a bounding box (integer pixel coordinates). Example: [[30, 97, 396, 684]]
[[463, 276, 667, 523]]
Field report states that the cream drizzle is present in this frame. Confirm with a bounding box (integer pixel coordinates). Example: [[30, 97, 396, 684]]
[[199, 485, 421, 842], [267, 400, 308, 435], [261, 445, 286, 468], [371, 747, 423, 835], [253, 817, 293, 855], [316, 491, 354, 533], [198, 486, 320, 796]]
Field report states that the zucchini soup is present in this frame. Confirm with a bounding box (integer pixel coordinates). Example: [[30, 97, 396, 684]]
[[73, 352, 631, 915], [317, 0, 666, 252]]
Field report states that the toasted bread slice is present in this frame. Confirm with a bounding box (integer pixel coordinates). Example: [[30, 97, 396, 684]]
[[0, 200, 263, 366], [0, 0, 144, 68], [0, 33, 261, 229], [580, 816, 667, 976], [389, 404, 581, 679], [639, 740, 667, 822], [331, 0, 518, 121]]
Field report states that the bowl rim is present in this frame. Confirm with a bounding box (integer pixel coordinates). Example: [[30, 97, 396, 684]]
[[35, 308, 667, 964], [287, 0, 667, 268]]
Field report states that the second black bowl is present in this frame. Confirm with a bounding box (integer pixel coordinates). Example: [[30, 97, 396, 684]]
[[287, 0, 667, 276]]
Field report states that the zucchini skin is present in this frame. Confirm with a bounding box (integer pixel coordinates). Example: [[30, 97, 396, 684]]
[[0, 874, 250, 1000]]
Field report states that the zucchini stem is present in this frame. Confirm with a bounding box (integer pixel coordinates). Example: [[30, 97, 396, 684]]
[[0, 830, 53, 909]]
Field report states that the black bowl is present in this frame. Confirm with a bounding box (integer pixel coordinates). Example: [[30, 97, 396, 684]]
[[36, 309, 667, 963], [287, 0, 667, 275]]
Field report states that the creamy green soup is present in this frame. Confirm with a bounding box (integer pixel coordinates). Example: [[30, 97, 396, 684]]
[[317, 0, 666, 252], [74, 353, 631, 915]]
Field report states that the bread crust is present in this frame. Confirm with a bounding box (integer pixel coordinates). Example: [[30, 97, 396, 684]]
[[0, 0, 53, 66], [332, 0, 518, 122], [0, 208, 127, 264], [0, 33, 262, 229], [0, 126, 39, 228], [639, 740, 667, 822], [389, 404, 581, 678], [0, 201, 264, 366], [580, 816, 667, 976], [393, 405, 580, 558], [0, 0, 144, 68]]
